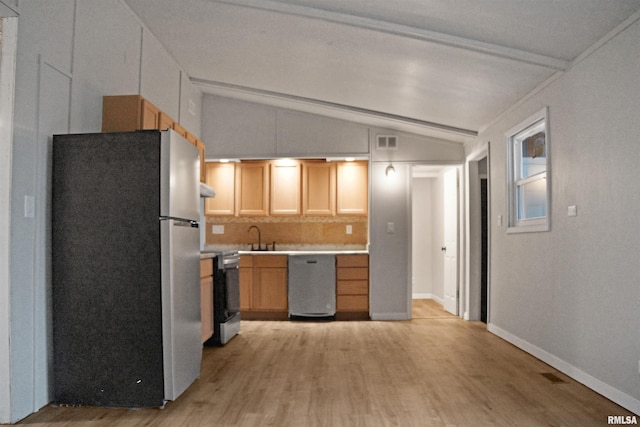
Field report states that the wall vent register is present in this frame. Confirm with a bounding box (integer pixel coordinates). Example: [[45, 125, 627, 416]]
[[376, 135, 398, 150]]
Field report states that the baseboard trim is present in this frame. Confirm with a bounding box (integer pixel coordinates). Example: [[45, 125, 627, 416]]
[[488, 323, 640, 415], [411, 294, 445, 306], [370, 312, 411, 320]]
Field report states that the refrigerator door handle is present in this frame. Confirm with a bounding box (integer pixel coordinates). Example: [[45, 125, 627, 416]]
[[159, 217, 199, 228]]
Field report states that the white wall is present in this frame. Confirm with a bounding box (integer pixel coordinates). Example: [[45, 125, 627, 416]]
[[10, 1, 75, 421], [370, 133, 464, 319], [411, 178, 433, 298], [370, 162, 412, 320], [0, 14, 18, 425], [140, 28, 181, 120], [201, 95, 369, 158], [179, 72, 203, 138], [70, 0, 142, 132], [4, 1, 202, 422], [466, 18, 640, 414]]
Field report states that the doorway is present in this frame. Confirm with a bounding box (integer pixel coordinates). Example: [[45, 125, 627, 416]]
[[466, 154, 489, 323], [411, 165, 460, 317]]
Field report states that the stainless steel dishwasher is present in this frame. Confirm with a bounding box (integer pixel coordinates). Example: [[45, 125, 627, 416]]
[[288, 254, 336, 319]]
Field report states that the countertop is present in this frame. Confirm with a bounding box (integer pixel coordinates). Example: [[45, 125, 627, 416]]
[[238, 250, 368, 255], [201, 249, 368, 259]]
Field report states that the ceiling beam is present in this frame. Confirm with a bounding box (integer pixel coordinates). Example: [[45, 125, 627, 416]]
[[191, 77, 479, 137], [213, 0, 570, 71]]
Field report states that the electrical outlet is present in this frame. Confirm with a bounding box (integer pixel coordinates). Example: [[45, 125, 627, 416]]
[[387, 222, 395, 234], [346, 225, 352, 235], [212, 225, 225, 235], [568, 205, 577, 217]]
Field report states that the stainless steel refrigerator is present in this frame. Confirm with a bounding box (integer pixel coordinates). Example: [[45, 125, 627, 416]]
[[51, 130, 202, 407]]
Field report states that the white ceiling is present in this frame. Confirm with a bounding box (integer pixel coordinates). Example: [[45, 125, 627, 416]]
[[124, 0, 640, 143]]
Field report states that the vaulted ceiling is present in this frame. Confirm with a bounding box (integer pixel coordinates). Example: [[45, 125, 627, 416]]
[[124, 0, 640, 143]]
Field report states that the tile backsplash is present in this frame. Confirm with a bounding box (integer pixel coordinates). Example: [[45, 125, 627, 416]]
[[205, 215, 367, 251]]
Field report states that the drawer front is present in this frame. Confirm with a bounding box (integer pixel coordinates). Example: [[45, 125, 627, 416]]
[[336, 254, 369, 268], [200, 258, 214, 278], [337, 280, 368, 295], [337, 295, 368, 312], [255, 255, 288, 268], [336, 267, 368, 281]]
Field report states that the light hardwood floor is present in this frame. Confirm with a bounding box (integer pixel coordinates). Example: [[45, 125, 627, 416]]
[[412, 298, 456, 319], [21, 317, 634, 426]]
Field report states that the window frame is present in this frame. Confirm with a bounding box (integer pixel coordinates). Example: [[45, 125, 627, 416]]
[[506, 107, 551, 233]]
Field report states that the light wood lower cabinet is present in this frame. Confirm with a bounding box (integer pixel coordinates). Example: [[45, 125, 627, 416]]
[[240, 255, 288, 319], [336, 254, 369, 318], [200, 258, 214, 343]]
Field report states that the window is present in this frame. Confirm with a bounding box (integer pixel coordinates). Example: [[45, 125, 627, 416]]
[[506, 107, 550, 233]]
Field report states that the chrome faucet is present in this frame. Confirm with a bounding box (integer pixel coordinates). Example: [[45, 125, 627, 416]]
[[248, 225, 262, 251]]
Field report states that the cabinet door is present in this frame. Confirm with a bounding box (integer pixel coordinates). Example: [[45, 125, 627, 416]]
[[270, 161, 301, 215], [172, 122, 188, 138], [254, 267, 288, 311], [205, 163, 235, 215], [102, 95, 142, 132], [237, 162, 269, 216], [200, 276, 214, 342], [303, 161, 336, 216], [239, 266, 253, 311], [140, 98, 161, 130], [158, 111, 175, 131], [336, 161, 368, 215]]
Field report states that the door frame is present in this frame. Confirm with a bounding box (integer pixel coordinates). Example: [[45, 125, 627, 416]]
[[464, 147, 491, 322], [409, 163, 463, 317]]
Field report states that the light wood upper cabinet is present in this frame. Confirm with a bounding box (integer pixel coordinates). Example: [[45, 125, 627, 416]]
[[102, 94, 207, 182], [236, 161, 269, 216], [336, 161, 368, 216], [302, 161, 336, 216], [140, 98, 161, 130], [102, 95, 149, 132], [172, 122, 188, 138], [202, 159, 368, 218], [158, 111, 175, 131], [270, 161, 301, 215], [205, 162, 236, 215]]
